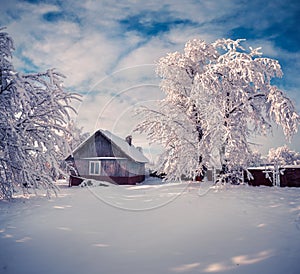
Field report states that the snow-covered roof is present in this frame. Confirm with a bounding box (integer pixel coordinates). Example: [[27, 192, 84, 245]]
[[283, 165, 300, 169], [99, 130, 148, 163], [248, 165, 300, 170], [72, 129, 148, 163]]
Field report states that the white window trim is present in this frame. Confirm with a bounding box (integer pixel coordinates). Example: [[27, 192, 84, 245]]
[[89, 161, 101, 175]]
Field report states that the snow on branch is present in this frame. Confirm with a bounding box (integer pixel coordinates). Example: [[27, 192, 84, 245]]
[[136, 37, 300, 183], [267, 86, 299, 140]]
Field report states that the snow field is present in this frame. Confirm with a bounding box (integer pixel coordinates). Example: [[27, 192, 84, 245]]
[[0, 180, 299, 274]]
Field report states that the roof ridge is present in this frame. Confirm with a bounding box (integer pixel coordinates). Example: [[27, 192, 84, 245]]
[[99, 129, 148, 163]]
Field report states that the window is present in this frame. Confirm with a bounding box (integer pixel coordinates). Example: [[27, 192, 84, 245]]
[[89, 161, 101, 175]]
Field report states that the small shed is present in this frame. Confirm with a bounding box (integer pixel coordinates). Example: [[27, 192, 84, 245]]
[[245, 165, 300, 187], [66, 129, 148, 186]]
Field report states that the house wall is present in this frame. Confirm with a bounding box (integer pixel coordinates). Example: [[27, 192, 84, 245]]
[[95, 131, 117, 157], [126, 161, 145, 176], [74, 158, 144, 178], [75, 135, 97, 158]]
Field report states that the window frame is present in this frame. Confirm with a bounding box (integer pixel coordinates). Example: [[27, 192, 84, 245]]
[[89, 161, 101, 175]]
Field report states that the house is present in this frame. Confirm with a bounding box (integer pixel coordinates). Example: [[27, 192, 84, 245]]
[[66, 129, 149, 186]]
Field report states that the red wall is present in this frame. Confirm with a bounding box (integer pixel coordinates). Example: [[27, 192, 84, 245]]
[[69, 174, 145, 186]]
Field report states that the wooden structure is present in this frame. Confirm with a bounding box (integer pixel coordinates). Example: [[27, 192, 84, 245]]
[[246, 165, 300, 187], [277, 166, 300, 187], [66, 130, 148, 186]]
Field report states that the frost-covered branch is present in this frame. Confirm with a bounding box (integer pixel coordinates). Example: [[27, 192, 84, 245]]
[[0, 29, 81, 199]]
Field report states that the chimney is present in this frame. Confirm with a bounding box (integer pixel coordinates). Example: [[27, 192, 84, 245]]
[[125, 135, 132, 146]]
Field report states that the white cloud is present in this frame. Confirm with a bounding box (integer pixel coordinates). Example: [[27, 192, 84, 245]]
[[1, 0, 299, 156]]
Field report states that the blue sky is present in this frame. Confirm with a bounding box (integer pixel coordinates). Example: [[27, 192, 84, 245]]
[[1, 0, 299, 159]]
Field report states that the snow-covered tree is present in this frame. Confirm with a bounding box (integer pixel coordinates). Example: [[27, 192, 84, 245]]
[[66, 120, 90, 151], [136, 38, 299, 182], [248, 150, 263, 167], [0, 28, 80, 199], [268, 145, 300, 166]]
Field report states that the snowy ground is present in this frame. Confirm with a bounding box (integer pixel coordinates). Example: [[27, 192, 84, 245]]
[[0, 178, 299, 274]]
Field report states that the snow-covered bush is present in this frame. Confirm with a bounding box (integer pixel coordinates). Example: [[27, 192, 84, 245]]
[[136, 38, 299, 183], [268, 145, 300, 166], [0, 28, 80, 199], [79, 179, 109, 188]]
